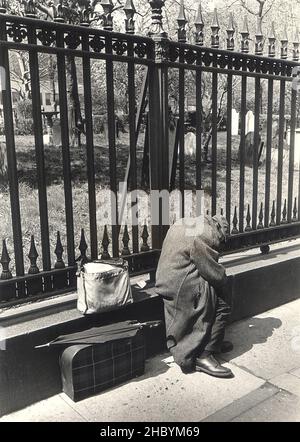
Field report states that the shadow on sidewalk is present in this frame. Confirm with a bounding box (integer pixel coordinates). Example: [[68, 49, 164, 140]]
[[223, 317, 282, 361]]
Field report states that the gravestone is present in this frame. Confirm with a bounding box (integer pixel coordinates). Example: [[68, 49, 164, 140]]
[[246, 110, 255, 134], [232, 109, 239, 136], [52, 119, 62, 146], [185, 132, 196, 156], [0, 142, 7, 180]]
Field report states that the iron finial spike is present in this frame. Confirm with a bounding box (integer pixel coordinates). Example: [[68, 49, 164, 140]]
[[255, 16, 264, 55], [211, 7, 220, 49], [242, 15, 249, 34], [195, 1, 204, 26], [178, 0, 187, 22], [195, 1, 204, 46], [0, 0, 7, 14], [281, 25, 289, 59], [227, 12, 235, 51], [1, 239, 12, 280], [177, 0, 187, 43], [28, 235, 39, 275], [241, 15, 250, 53], [23, 0, 37, 18], [293, 26, 299, 61], [268, 21, 276, 57], [228, 12, 235, 33], [124, 0, 136, 34], [211, 7, 219, 29], [101, 0, 114, 31], [294, 26, 300, 43]]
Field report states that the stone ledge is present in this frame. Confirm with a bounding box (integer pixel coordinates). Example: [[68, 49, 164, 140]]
[[1, 240, 300, 417]]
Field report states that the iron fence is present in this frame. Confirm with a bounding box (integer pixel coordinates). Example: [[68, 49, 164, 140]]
[[0, 0, 300, 307]]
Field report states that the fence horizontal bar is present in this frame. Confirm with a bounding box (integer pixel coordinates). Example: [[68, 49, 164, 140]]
[[0, 13, 154, 44], [168, 40, 300, 68], [165, 60, 294, 82], [0, 40, 153, 65], [224, 222, 300, 255]]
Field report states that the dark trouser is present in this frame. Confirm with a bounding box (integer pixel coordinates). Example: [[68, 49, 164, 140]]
[[163, 277, 231, 373]]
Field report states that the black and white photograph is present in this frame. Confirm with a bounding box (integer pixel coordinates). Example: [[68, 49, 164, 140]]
[[1, 0, 300, 425]]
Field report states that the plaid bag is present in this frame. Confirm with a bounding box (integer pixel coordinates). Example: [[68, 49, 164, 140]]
[[60, 330, 145, 402]]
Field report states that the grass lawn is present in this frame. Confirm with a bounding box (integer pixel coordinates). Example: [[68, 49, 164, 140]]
[[0, 130, 297, 274]]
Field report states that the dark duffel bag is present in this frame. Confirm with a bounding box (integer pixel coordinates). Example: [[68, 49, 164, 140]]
[[60, 329, 145, 402]]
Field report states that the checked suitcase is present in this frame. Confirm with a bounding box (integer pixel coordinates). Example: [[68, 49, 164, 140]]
[[59, 322, 161, 402]]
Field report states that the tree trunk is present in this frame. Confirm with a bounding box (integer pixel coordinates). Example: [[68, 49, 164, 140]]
[[66, 55, 84, 147]]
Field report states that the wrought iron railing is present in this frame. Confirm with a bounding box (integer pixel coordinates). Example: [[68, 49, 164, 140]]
[[0, 0, 300, 307]]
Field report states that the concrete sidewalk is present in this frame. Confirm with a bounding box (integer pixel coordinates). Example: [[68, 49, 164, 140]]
[[2, 298, 300, 422]]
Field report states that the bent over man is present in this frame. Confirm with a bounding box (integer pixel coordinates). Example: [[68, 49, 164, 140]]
[[155, 215, 233, 378]]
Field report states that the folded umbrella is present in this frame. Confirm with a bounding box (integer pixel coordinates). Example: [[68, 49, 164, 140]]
[[35, 320, 162, 348]]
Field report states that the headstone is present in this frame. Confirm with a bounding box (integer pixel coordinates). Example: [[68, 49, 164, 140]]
[[0, 142, 7, 180], [294, 129, 300, 168], [43, 133, 50, 145], [52, 119, 62, 146], [232, 109, 239, 136], [246, 110, 255, 134], [185, 132, 196, 156]]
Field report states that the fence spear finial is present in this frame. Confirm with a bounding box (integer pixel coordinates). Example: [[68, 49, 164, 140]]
[[211, 7, 220, 49], [177, 0, 187, 43], [226, 12, 235, 51], [255, 17, 264, 55], [101, 0, 114, 31], [0, 0, 7, 14], [195, 1, 204, 46], [23, 0, 37, 18], [268, 21, 276, 57], [53, 0, 66, 23], [293, 27, 299, 61], [1, 239, 12, 280], [78, 0, 93, 27], [241, 15, 250, 53], [124, 0, 136, 35], [281, 25, 288, 59]]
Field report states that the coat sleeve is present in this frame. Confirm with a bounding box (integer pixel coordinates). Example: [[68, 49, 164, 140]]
[[190, 236, 227, 290]]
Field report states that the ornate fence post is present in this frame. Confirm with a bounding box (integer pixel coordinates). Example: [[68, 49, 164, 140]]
[[148, 0, 169, 248]]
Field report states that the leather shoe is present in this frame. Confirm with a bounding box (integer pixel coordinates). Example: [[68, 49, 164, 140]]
[[196, 354, 234, 378]]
